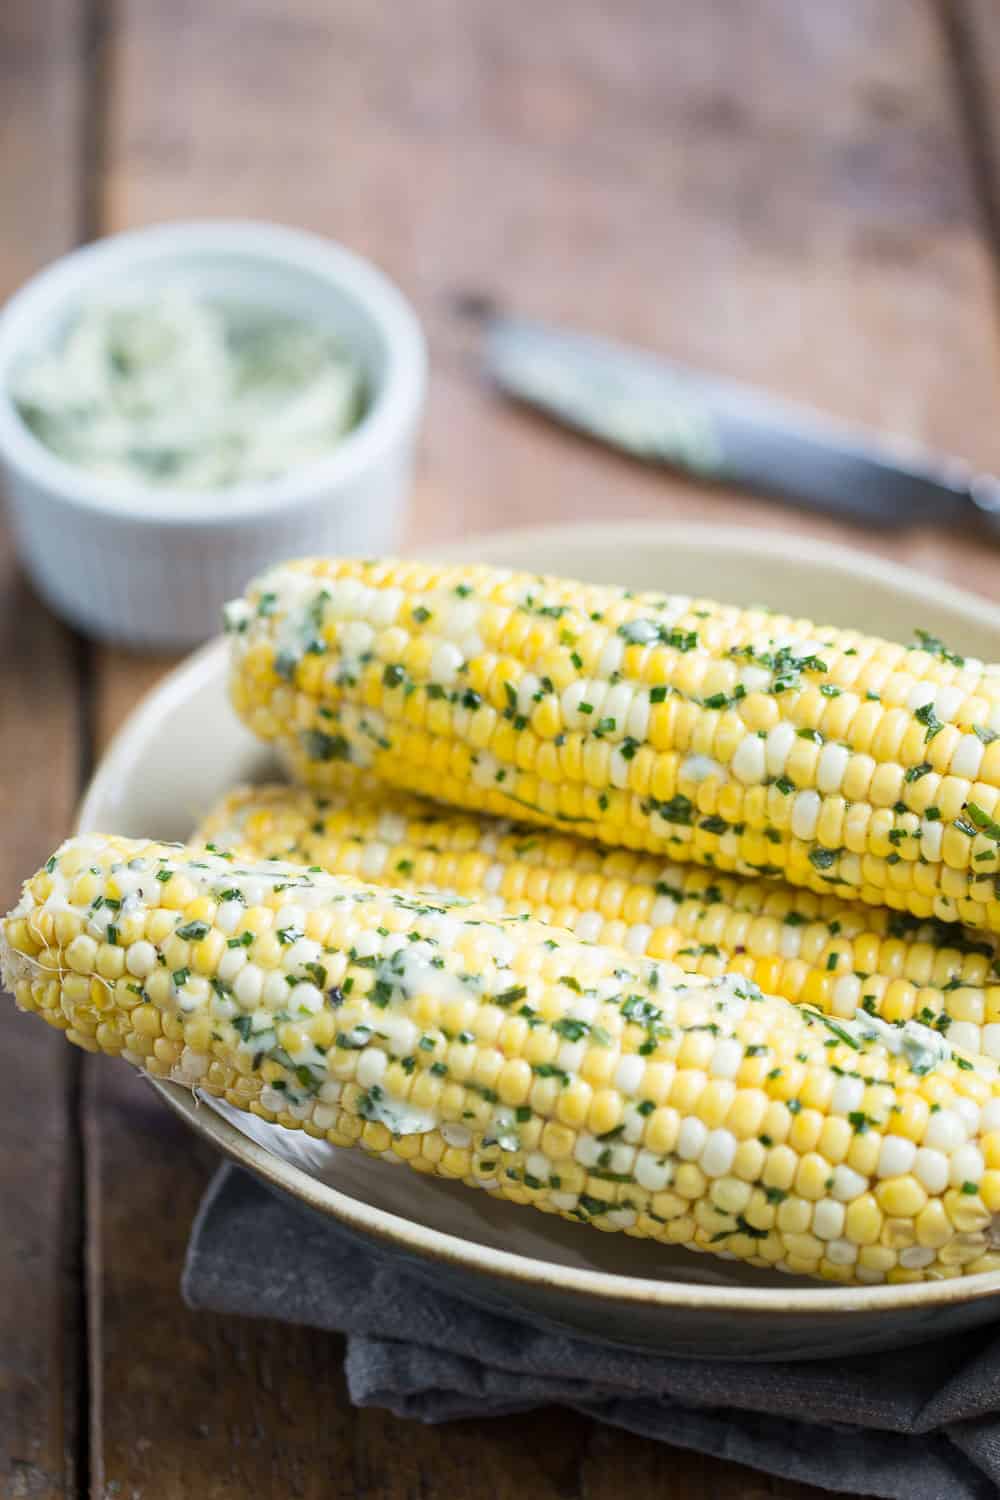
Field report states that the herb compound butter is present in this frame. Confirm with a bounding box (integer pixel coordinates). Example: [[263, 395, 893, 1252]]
[[11, 288, 366, 490]]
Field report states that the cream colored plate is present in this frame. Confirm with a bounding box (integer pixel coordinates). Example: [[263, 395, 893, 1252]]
[[78, 521, 1000, 1358]]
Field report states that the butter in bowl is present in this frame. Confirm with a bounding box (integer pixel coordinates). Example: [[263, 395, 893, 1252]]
[[0, 221, 426, 648]]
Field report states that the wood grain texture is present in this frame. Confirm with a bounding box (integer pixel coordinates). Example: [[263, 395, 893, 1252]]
[[100, 0, 1000, 584], [0, 3, 89, 1498], [950, 0, 1000, 256], [76, 1, 999, 1498]]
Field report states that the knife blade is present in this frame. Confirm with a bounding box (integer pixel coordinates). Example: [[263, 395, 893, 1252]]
[[484, 316, 1000, 530]]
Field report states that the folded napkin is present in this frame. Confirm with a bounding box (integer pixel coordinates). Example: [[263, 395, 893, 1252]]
[[184, 1165, 1000, 1500]]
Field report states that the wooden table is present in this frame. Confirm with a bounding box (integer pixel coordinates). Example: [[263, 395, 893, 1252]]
[[3, 3, 1000, 1495]]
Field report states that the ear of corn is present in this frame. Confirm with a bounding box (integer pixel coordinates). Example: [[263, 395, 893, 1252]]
[[225, 559, 1000, 933], [7, 832, 1000, 1286], [194, 782, 1000, 1063]]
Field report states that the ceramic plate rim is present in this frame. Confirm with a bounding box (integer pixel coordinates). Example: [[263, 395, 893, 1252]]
[[78, 520, 1000, 1318]]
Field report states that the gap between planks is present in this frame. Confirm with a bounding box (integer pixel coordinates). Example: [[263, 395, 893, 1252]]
[[72, 0, 114, 1493], [943, 0, 1000, 292]]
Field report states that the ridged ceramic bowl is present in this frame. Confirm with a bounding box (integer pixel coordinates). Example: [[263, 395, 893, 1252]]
[[0, 221, 425, 648], [78, 521, 1000, 1359]]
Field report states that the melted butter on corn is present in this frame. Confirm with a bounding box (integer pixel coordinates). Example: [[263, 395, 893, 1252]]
[[195, 781, 1000, 1062], [226, 559, 1000, 933], [8, 834, 1000, 1286]]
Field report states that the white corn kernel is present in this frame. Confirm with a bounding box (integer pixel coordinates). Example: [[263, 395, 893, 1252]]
[[765, 722, 796, 776], [609, 747, 633, 789], [817, 744, 849, 794], [556, 1040, 586, 1074], [824, 1238, 859, 1265], [791, 791, 821, 841], [949, 1144, 985, 1187], [125, 941, 157, 978], [177, 1047, 209, 1081], [624, 923, 653, 955], [677, 1117, 708, 1160], [614, 1055, 645, 1095], [709, 1038, 743, 1079], [598, 636, 625, 678], [899, 1246, 936, 1269], [234, 964, 263, 1009], [934, 685, 964, 722], [605, 1208, 637, 1231], [921, 823, 944, 861], [732, 735, 766, 786], [830, 1165, 867, 1202], [914, 1148, 949, 1195], [217, 947, 248, 984], [263, 971, 290, 1009], [625, 694, 650, 742], [923, 1109, 966, 1152], [574, 912, 603, 943], [290, 983, 323, 1014], [635, 1150, 672, 1192], [215, 900, 244, 935], [907, 683, 936, 713], [356, 1050, 387, 1089], [608, 1143, 637, 1175], [831, 1075, 865, 1115], [812, 1199, 845, 1240], [877, 1135, 917, 1179], [950, 735, 984, 780], [830, 975, 861, 1018], [948, 1022, 981, 1056], [699, 1129, 736, 1177], [574, 1133, 603, 1168], [650, 895, 678, 925]]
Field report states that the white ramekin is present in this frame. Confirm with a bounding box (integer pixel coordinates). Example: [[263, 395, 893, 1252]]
[[0, 221, 426, 648]]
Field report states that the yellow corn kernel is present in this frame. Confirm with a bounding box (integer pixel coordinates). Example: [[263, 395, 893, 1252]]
[[844, 1194, 883, 1246], [875, 1176, 927, 1218], [556, 1080, 592, 1129], [131, 1004, 161, 1038]]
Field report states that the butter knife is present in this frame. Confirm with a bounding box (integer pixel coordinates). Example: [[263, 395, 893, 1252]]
[[484, 316, 1000, 530]]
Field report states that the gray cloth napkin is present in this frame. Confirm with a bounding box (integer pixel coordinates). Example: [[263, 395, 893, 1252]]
[[183, 1165, 1000, 1500]]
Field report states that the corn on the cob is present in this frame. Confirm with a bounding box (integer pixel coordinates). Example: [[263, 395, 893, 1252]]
[[194, 782, 1000, 1062], [7, 833, 1000, 1285], [226, 559, 1000, 932]]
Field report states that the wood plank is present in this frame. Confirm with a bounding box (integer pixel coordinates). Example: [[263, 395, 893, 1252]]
[[0, 4, 89, 1495], [87, 2, 999, 1498], [101, 0, 1000, 587]]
